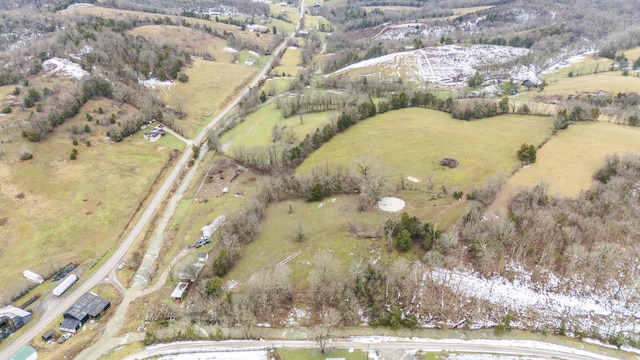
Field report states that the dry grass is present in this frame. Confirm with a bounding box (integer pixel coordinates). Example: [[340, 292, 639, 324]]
[[420, 6, 495, 22], [163, 59, 258, 137], [0, 99, 173, 299], [128, 25, 234, 63], [539, 71, 640, 98], [362, 5, 420, 12], [490, 121, 640, 215], [60, 6, 278, 50]]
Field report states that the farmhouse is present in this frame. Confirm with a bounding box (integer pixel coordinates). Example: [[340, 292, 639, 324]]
[[60, 292, 110, 333], [0, 306, 32, 341]]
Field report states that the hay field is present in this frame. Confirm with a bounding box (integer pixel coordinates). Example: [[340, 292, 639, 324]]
[[163, 59, 258, 137], [128, 25, 234, 63], [297, 108, 554, 191], [490, 121, 640, 215], [219, 103, 338, 149], [271, 46, 302, 77], [539, 71, 640, 98], [0, 102, 174, 297]]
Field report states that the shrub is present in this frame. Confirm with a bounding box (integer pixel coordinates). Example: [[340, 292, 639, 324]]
[[20, 150, 33, 160], [73, 139, 78, 145], [307, 183, 324, 202], [84, 124, 91, 133], [70, 152, 77, 160], [516, 143, 536, 163], [1, 106, 11, 114], [177, 72, 189, 82], [27, 131, 41, 142], [396, 229, 412, 251]]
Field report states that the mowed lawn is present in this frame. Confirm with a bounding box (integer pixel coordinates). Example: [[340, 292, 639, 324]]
[[490, 121, 640, 215], [297, 108, 554, 191], [219, 103, 338, 149], [164, 59, 258, 137], [0, 103, 173, 298]]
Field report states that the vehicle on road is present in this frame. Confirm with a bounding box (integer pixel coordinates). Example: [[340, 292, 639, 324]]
[[117, 262, 126, 270]]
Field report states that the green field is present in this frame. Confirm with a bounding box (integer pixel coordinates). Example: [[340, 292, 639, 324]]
[[490, 121, 640, 214], [277, 348, 366, 360], [297, 108, 554, 191], [227, 195, 390, 290], [272, 46, 302, 77], [219, 103, 338, 150], [0, 104, 172, 301]]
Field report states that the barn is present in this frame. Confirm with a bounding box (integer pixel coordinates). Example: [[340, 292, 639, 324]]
[[60, 292, 110, 333]]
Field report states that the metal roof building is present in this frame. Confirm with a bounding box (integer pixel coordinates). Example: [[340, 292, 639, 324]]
[[8, 345, 37, 360], [60, 292, 110, 333], [0, 305, 32, 341]]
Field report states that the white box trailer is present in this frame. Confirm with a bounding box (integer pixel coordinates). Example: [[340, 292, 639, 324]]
[[23, 270, 44, 284], [53, 274, 78, 296]]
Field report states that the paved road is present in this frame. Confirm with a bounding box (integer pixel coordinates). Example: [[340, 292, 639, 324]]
[[0, 3, 302, 359], [123, 339, 624, 360]]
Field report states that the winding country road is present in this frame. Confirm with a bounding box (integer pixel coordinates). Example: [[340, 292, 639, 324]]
[[0, 3, 303, 359]]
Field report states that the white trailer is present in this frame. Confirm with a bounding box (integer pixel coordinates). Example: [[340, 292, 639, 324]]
[[53, 274, 78, 296], [23, 270, 44, 284]]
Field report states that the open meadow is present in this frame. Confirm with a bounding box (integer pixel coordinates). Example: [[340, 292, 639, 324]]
[[297, 108, 554, 192], [162, 59, 258, 137], [226, 195, 391, 288], [271, 46, 302, 77], [0, 99, 177, 302], [490, 121, 640, 215], [219, 103, 338, 150]]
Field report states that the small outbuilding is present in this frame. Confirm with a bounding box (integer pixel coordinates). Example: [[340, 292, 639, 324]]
[[171, 282, 190, 301], [41, 329, 55, 342]]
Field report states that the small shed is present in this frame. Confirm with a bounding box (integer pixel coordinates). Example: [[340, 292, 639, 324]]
[[171, 282, 190, 301], [9, 345, 38, 360], [197, 253, 209, 262], [41, 329, 55, 342]]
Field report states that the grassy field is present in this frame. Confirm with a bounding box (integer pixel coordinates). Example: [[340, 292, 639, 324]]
[[297, 108, 554, 191], [227, 195, 393, 288], [162, 59, 258, 137], [539, 70, 640, 98], [271, 46, 302, 77], [277, 348, 366, 360], [490, 121, 640, 215], [219, 103, 338, 150], [0, 99, 174, 302]]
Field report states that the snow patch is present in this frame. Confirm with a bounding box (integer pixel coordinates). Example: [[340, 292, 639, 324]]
[[377, 197, 405, 212], [223, 47, 239, 53], [248, 50, 261, 58], [140, 78, 174, 89], [42, 58, 89, 80], [332, 45, 530, 86]]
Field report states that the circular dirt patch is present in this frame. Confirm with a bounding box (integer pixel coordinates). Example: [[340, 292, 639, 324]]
[[377, 197, 406, 212]]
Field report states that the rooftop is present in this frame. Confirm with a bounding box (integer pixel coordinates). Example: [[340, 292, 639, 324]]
[[0, 305, 30, 319], [65, 292, 110, 321]]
